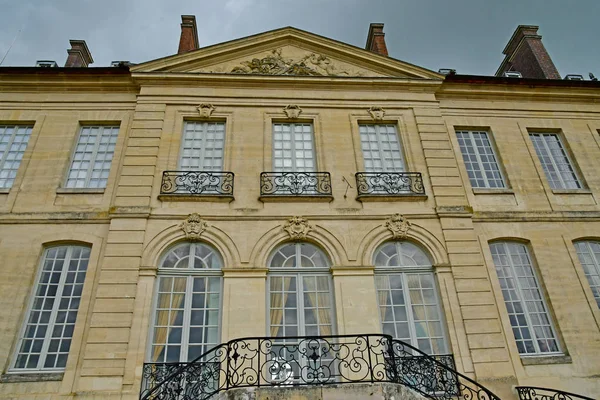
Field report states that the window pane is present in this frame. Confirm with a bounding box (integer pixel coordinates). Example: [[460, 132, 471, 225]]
[[489, 242, 559, 355], [373, 241, 447, 354], [529, 133, 580, 189], [272, 123, 315, 172], [14, 246, 90, 371], [180, 122, 225, 171], [151, 242, 223, 363], [0, 125, 33, 189], [359, 125, 405, 173], [574, 241, 600, 308], [65, 126, 119, 189], [456, 130, 505, 189]]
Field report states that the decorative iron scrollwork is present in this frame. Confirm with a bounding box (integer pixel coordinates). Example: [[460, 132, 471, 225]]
[[140, 334, 501, 400], [355, 172, 425, 196], [260, 172, 332, 196], [161, 171, 234, 196], [516, 386, 595, 400]]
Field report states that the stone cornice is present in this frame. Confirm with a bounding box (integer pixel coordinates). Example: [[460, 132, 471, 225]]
[[131, 71, 443, 91]]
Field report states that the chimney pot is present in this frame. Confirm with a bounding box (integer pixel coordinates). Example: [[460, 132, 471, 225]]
[[365, 23, 388, 57], [178, 15, 199, 54], [496, 25, 560, 79], [64, 40, 93, 68]]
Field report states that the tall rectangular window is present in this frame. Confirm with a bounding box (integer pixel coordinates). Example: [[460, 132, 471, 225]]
[[455, 130, 505, 188], [272, 123, 315, 172], [359, 124, 405, 172], [529, 133, 581, 189], [65, 125, 119, 188], [574, 241, 600, 308], [180, 122, 225, 171], [489, 242, 560, 355], [13, 246, 90, 371], [0, 125, 33, 189]]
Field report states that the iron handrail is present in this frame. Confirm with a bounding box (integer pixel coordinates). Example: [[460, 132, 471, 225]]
[[140, 334, 501, 400], [160, 170, 234, 196], [516, 386, 595, 400]]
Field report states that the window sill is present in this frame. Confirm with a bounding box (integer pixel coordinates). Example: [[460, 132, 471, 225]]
[[0, 188, 10, 194], [551, 189, 592, 195], [357, 194, 427, 202], [521, 355, 572, 366], [472, 188, 515, 195], [56, 188, 105, 194], [158, 194, 234, 203], [1, 372, 64, 383], [259, 195, 333, 203]]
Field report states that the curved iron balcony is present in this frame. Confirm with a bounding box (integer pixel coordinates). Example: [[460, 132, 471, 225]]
[[516, 386, 595, 400], [356, 172, 425, 197], [140, 334, 500, 400], [160, 171, 234, 197], [260, 171, 332, 197]]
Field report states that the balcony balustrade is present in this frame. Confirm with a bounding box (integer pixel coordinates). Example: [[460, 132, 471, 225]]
[[355, 172, 425, 198], [140, 334, 500, 400], [160, 171, 234, 197], [260, 171, 332, 198]]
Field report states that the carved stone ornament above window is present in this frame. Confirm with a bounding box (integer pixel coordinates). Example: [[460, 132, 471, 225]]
[[180, 213, 208, 241], [283, 104, 302, 119], [284, 216, 312, 240], [230, 48, 352, 76], [197, 103, 216, 118], [385, 213, 411, 239], [368, 106, 385, 120]]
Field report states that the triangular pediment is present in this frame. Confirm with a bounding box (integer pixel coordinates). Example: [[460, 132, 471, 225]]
[[131, 27, 442, 80]]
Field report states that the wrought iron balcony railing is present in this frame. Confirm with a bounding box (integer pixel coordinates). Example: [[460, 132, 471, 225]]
[[160, 171, 234, 196], [260, 171, 332, 197], [516, 386, 595, 400], [355, 172, 425, 197], [140, 334, 500, 400]]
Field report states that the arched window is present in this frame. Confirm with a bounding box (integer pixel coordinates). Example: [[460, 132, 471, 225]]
[[573, 241, 600, 308], [374, 241, 448, 355], [489, 241, 559, 355], [268, 242, 334, 337], [13, 245, 91, 371], [149, 242, 222, 363]]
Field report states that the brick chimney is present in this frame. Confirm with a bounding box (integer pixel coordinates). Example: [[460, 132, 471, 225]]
[[365, 23, 388, 56], [178, 15, 199, 54], [64, 40, 93, 67], [496, 25, 560, 79]]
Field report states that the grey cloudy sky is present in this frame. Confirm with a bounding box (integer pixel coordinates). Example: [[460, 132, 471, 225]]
[[1, 0, 598, 76]]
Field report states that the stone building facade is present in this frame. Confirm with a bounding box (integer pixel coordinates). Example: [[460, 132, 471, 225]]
[[0, 16, 599, 400]]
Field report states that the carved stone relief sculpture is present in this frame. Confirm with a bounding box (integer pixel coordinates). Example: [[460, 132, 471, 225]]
[[180, 213, 209, 241], [284, 216, 312, 240], [385, 213, 411, 239]]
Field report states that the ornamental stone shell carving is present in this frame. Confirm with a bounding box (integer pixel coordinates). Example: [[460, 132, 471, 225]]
[[385, 214, 411, 239], [284, 216, 312, 240], [197, 103, 216, 118], [180, 213, 208, 241], [283, 104, 302, 119], [368, 106, 385, 120]]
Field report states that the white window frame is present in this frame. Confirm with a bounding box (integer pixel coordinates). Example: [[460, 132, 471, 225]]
[[0, 124, 33, 189], [359, 124, 406, 173], [178, 121, 226, 171], [266, 242, 336, 383], [64, 125, 120, 189], [272, 123, 316, 172], [147, 242, 223, 364], [489, 242, 561, 356], [11, 245, 90, 372], [455, 130, 506, 189], [373, 241, 449, 355], [267, 243, 335, 337], [529, 132, 581, 190], [573, 241, 600, 309]]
